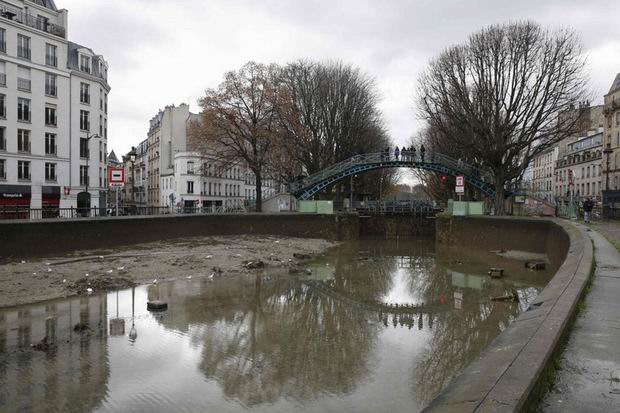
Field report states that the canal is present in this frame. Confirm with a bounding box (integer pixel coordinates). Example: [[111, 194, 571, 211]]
[[0, 238, 554, 412]]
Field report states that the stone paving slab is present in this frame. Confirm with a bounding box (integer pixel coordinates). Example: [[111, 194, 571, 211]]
[[541, 226, 620, 412]]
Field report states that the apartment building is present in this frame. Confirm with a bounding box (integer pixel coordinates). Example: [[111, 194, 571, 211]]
[[531, 147, 558, 202], [0, 0, 110, 210], [555, 130, 603, 199], [604, 73, 620, 190]]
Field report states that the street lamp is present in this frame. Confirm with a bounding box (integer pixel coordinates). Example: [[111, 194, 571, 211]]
[[84, 133, 101, 214], [128, 146, 137, 205], [604, 143, 613, 191]]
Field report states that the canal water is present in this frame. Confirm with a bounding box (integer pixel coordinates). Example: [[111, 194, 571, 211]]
[[0, 238, 554, 413]]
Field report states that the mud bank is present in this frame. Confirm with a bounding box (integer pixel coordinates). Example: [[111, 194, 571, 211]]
[[0, 235, 337, 308]]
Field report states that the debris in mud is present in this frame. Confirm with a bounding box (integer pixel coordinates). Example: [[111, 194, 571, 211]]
[[525, 261, 546, 270], [69, 277, 136, 295], [147, 300, 168, 311], [491, 290, 520, 302], [293, 253, 312, 260], [31, 336, 53, 352], [243, 260, 265, 270], [212, 266, 223, 274], [73, 322, 90, 332], [488, 268, 505, 278]]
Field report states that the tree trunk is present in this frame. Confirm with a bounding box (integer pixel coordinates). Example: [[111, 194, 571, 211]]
[[255, 172, 262, 212], [494, 173, 506, 216]]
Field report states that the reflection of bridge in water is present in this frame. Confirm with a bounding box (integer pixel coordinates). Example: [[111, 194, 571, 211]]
[[303, 279, 450, 324], [288, 152, 496, 200]]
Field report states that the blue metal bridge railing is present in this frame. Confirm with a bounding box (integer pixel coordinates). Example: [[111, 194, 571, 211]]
[[288, 152, 496, 200]]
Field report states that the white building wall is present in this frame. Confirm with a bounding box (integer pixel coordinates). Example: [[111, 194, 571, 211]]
[[0, 0, 109, 211]]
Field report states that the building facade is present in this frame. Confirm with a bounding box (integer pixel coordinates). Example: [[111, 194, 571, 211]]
[[555, 130, 603, 200], [0, 0, 110, 211], [531, 147, 559, 203], [604, 73, 620, 191]]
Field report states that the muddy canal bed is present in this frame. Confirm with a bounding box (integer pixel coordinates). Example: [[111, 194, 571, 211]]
[[0, 238, 554, 412], [0, 235, 336, 308]]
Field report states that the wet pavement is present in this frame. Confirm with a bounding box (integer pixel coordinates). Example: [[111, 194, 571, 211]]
[[540, 226, 620, 412], [0, 238, 554, 413]]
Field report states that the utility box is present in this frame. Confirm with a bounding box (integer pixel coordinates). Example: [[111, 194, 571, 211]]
[[453, 201, 469, 216], [468, 202, 485, 216]]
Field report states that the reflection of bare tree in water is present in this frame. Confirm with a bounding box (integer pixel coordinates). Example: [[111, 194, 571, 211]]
[[187, 276, 381, 407], [412, 266, 524, 404]]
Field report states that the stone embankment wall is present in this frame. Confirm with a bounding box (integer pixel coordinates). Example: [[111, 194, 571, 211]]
[[359, 215, 435, 238], [426, 216, 593, 412], [0, 213, 360, 261]]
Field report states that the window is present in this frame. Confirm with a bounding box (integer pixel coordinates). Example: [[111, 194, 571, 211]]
[[80, 110, 90, 131], [17, 35, 31, 60], [17, 129, 30, 153], [18, 161, 30, 180], [99, 142, 102, 162], [0, 159, 5, 179], [45, 105, 57, 126], [187, 181, 194, 194], [45, 73, 57, 96], [80, 55, 91, 73], [0, 94, 4, 118], [17, 66, 31, 92], [0, 127, 4, 151], [0, 61, 5, 86], [80, 83, 90, 104], [99, 115, 103, 136], [80, 166, 88, 186], [80, 138, 89, 158], [99, 88, 103, 110], [45, 44, 57, 67], [45, 133, 57, 155], [104, 93, 108, 114], [0, 28, 5, 53], [45, 163, 56, 181], [187, 161, 194, 174]]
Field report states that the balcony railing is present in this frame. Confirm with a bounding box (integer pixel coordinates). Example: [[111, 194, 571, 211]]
[[17, 78, 31, 92], [0, 6, 66, 38], [45, 55, 57, 67], [46, 84, 57, 96], [17, 46, 30, 60]]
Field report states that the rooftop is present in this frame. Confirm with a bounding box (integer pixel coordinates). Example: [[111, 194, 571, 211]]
[[609, 73, 620, 95], [0, 2, 65, 38]]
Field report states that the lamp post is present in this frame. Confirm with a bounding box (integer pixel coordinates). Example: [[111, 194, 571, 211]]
[[128, 146, 137, 206], [604, 143, 613, 191], [84, 133, 101, 215]]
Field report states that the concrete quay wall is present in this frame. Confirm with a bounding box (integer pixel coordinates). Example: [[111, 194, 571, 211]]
[[426, 216, 593, 412], [0, 213, 360, 261]]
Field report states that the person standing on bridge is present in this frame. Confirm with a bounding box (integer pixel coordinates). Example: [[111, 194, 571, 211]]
[[384, 147, 390, 161], [401, 146, 408, 161], [394, 146, 400, 161], [420, 145, 426, 162], [411, 146, 417, 161]]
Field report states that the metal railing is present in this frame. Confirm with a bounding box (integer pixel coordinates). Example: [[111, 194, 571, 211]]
[[289, 151, 496, 200], [0, 6, 66, 38], [0, 204, 255, 221], [17, 78, 31, 92]]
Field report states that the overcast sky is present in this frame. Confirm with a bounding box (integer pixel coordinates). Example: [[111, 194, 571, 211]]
[[60, 0, 620, 157]]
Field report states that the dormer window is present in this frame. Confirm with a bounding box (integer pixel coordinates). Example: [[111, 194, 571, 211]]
[[80, 55, 91, 73]]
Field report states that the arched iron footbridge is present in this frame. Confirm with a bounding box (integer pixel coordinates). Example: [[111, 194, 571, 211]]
[[288, 152, 496, 200]]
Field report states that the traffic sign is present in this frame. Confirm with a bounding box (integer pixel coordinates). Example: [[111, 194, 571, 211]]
[[108, 167, 125, 188], [456, 175, 465, 194]]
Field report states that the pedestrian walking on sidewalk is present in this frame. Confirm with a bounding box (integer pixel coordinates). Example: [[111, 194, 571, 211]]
[[583, 197, 594, 223]]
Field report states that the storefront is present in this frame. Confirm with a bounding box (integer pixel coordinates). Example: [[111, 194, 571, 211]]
[[0, 185, 31, 219], [42, 186, 61, 218]]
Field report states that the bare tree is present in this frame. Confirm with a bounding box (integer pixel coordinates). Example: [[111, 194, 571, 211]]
[[191, 62, 279, 212], [417, 22, 589, 214], [274, 60, 395, 199]]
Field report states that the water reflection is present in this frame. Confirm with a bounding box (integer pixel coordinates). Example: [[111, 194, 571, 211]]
[[0, 238, 551, 413], [0, 296, 110, 412]]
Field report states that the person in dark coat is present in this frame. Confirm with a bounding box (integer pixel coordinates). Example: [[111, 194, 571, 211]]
[[583, 197, 594, 223], [394, 146, 400, 161], [420, 145, 426, 162], [401, 146, 408, 161], [411, 146, 417, 161]]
